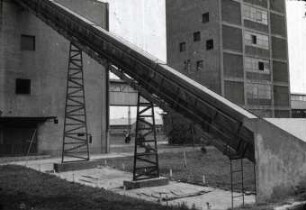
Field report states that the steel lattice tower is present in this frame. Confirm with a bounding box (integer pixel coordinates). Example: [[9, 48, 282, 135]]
[[61, 43, 90, 163]]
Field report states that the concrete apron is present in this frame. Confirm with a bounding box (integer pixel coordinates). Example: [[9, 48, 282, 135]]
[[11, 159, 255, 210]]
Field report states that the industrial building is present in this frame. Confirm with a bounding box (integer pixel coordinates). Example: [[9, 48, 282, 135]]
[[0, 0, 109, 156], [166, 0, 291, 118]]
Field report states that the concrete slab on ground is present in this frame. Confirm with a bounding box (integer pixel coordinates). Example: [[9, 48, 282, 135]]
[[53, 167, 255, 210]]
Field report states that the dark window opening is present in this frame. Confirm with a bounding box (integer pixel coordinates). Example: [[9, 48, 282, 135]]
[[179, 42, 186, 52], [193, 31, 201, 42], [21, 35, 35, 51], [184, 59, 191, 72], [15, 79, 31, 95], [206, 39, 214, 50], [258, 62, 265, 71], [196, 60, 204, 71], [251, 35, 257, 44], [202, 12, 210, 23]]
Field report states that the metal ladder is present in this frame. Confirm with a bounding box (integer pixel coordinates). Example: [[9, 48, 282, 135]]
[[61, 43, 90, 163], [229, 156, 245, 209], [133, 94, 159, 181]]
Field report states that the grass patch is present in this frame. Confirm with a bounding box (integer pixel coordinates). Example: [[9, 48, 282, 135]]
[[106, 147, 256, 192], [0, 165, 196, 210]]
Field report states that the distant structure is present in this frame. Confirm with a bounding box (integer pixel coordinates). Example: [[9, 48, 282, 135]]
[[291, 93, 306, 118], [166, 0, 291, 118], [0, 0, 109, 156]]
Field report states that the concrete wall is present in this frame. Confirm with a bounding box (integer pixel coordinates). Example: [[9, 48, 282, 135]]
[[245, 118, 306, 202], [0, 0, 109, 155], [166, 0, 221, 94], [98, 0, 166, 63]]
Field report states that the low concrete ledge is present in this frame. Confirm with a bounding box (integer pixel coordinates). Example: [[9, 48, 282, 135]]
[[54, 159, 104, 172], [123, 177, 169, 190]]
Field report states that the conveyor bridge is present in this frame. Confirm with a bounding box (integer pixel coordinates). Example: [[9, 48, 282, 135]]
[[15, 0, 257, 162]]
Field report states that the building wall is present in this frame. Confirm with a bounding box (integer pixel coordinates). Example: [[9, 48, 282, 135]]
[[0, 0, 109, 155], [166, 0, 291, 118], [245, 118, 306, 202], [166, 0, 222, 93]]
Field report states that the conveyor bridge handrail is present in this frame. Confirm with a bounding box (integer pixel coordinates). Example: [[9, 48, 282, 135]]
[[15, 0, 257, 162]]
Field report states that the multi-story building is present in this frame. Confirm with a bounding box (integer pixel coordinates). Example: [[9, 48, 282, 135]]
[[166, 0, 291, 118], [0, 0, 109, 156]]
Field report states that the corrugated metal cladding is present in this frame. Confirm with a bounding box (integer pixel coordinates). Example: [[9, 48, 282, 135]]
[[271, 13, 286, 37], [274, 110, 290, 118], [243, 0, 268, 8], [272, 37, 287, 60], [246, 72, 271, 81], [244, 20, 269, 33], [222, 25, 243, 52], [224, 53, 243, 78], [224, 81, 245, 105], [221, 0, 241, 25], [247, 98, 272, 106], [274, 86, 289, 106], [273, 61, 288, 83], [251, 109, 272, 117], [245, 46, 270, 58], [270, 0, 285, 13]]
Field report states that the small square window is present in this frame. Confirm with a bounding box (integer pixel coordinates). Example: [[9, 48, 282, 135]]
[[184, 59, 191, 72], [251, 35, 257, 44], [202, 12, 210, 23], [179, 42, 186, 52], [206, 39, 214, 50], [15, 79, 31, 95], [193, 31, 201, 42], [21, 35, 35, 51], [196, 60, 204, 71], [258, 62, 264, 70]]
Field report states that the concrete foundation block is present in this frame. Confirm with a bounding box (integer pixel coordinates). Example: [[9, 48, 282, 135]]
[[123, 177, 169, 190], [53, 160, 102, 172]]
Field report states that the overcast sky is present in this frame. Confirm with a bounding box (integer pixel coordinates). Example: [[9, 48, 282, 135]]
[[286, 1, 306, 94]]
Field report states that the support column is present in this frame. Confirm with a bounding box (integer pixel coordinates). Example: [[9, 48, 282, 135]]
[[61, 43, 90, 163]]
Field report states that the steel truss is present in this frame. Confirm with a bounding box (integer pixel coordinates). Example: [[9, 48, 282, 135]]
[[61, 43, 90, 163], [133, 94, 159, 181]]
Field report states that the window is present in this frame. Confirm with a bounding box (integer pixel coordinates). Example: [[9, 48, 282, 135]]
[[196, 60, 203, 71], [247, 83, 272, 100], [245, 32, 269, 49], [179, 42, 186, 52], [15, 79, 31, 95], [251, 35, 257, 44], [193, 32, 201, 42], [206, 39, 214, 50], [184, 59, 191, 72], [21, 35, 35, 51], [243, 5, 268, 25], [245, 57, 270, 74], [258, 62, 264, 71], [202, 12, 209, 23]]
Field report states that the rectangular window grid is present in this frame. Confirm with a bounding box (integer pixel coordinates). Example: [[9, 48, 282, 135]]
[[245, 57, 270, 74], [246, 83, 272, 100], [179, 42, 186, 52], [202, 12, 209, 23], [15, 78, 31, 95], [193, 31, 201, 42], [243, 5, 268, 25], [245, 31, 269, 49], [206, 39, 214, 50], [21, 35, 35, 51], [196, 60, 204, 71]]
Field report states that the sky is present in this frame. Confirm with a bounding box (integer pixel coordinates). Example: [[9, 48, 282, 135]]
[[286, 1, 306, 94]]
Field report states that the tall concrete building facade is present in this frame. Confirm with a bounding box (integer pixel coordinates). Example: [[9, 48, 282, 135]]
[[166, 0, 291, 118], [0, 0, 109, 156]]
